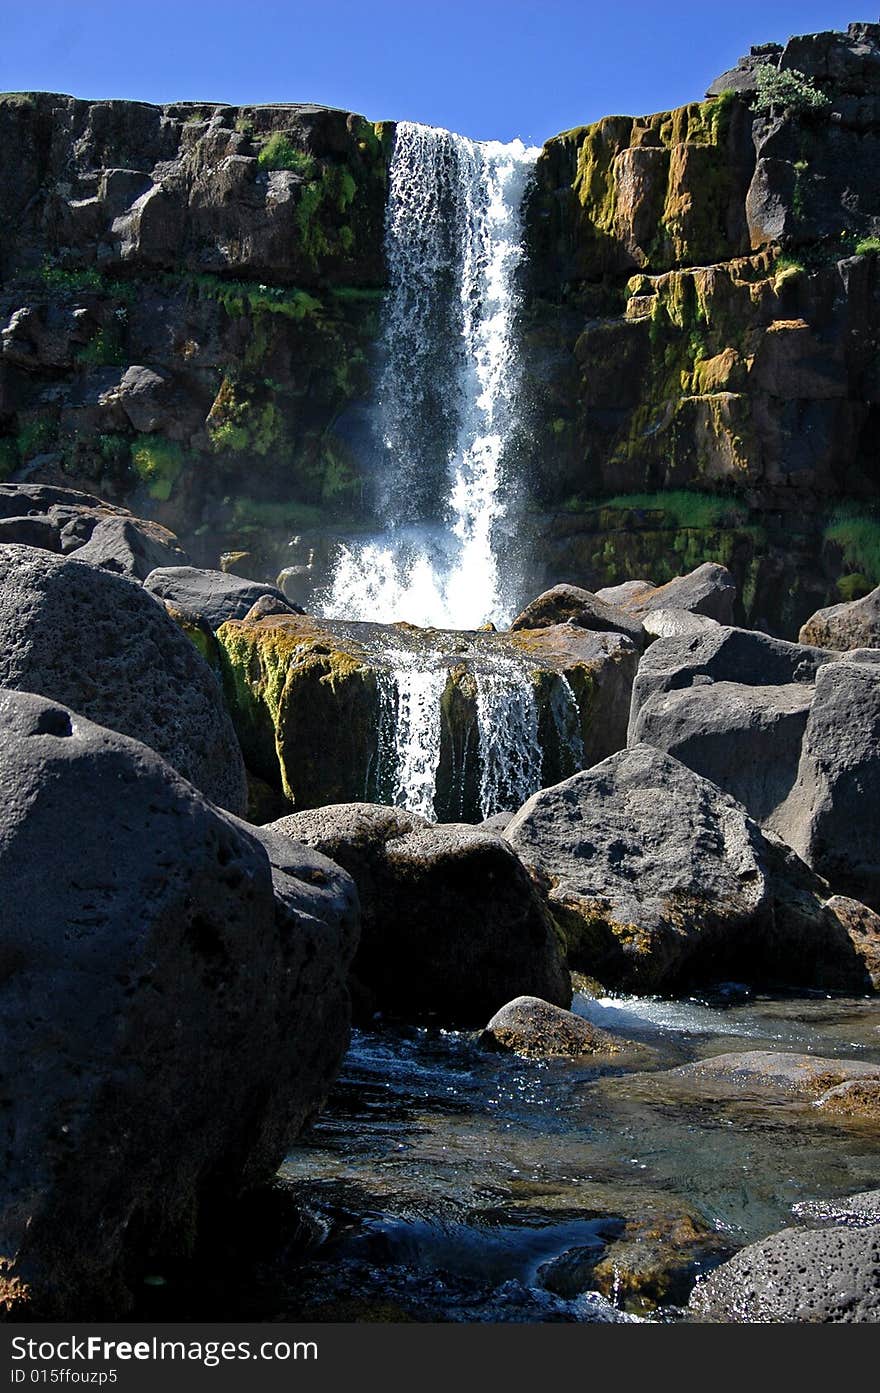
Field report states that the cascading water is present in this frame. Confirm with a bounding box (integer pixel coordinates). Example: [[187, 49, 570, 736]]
[[319, 121, 540, 630], [316, 123, 561, 820]]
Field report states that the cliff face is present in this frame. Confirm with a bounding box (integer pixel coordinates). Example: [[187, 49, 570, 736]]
[[0, 95, 392, 568], [523, 22, 880, 507]]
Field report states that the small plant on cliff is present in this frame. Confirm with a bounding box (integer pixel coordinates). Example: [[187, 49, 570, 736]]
[[856, 236, 880, 256], [752, 65, 831, 118], [130, 436, 184, 502], [258, 133, 316, 177]]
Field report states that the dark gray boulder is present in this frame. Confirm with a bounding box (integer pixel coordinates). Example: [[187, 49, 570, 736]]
[[0, 481, 188, 579], [689, 1224, 880, 1322], [0, 689, 358, 1318], [144, 565, 297, 630], [0, 544, 246, 813], [595, 580, 655, 606], [479, 996, 624, 1060], [614, 563, 737, 624], [627, 626, 839, 827], [773, 658, 880, 909], [799, 584, 880, 652], [505, 745, 869, 993], [63, 513, 189, 579], [509, 583, 645, 650], [266, 803, 571, 1023], [629, 678, 815, 825]]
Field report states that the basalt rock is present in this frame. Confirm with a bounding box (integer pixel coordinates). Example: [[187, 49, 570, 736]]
[[615, 563, 737, 625], [627, 625, 838, 827], [799, 584, 880, 651], [479, 996, 623, 1060], [144, 565, 296, 630], [505, 744, 871, 993], [215, 611, 638, 819], [773, 656, 880, 909], [0, 543, 246, 812], [0, 689, 358, 1319], [265, 804, 571, 1022], [509, 583, 645, 649], [0, 481, 188, 578], [689, 1223, 880, 1323]]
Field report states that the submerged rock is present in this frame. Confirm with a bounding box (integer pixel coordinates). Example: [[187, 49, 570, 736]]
[[505, 745, 870, 993], [0, 690, 358, 1318], [480, 996, 622, 1060], [266, 803, 571, 1022], [0, 543, 246, 813], [654, 1050, 880, 1097]]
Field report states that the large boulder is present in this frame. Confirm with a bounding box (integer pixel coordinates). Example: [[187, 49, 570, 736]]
[[0, 481, 188, 579], [799, 584, 880, 651], [0, 689, 358, 1318], [216, 611, 637, 819], [611, 563, 737, 624], [144, 565, 297, 630], [505, 744, 870, 993], [689, 1224, 880, 1323], [509, 583, 645, 650], [266, 803, 571, 1022], [0, 544, 246, 813], [627, 626, 837, 826], [773, 657, 880, 909]]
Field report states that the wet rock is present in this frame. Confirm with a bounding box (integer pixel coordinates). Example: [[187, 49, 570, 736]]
[[0, 689, 358, 1318], [773, 657, 880, 909], [216, 612, 636, 817], [505, 744, 870, 993], [266, 803, 571, 1023], [813, 1079, 880, 1123], [509, 583, 645, 649], [589, 1213, 732, 1311], [480, 996, 622, 1060], [689, 1223, 880, 1322], [793, 1190, 880, 1227], [144, 565, 295, 630], [799, 585, 880, 650], [0, 543, 246, 813], [648, 1050, 880, 1103]]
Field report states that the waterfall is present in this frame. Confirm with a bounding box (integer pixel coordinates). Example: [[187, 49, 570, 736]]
[[319, 121, 540, 630], [476, 656, 543, 818]]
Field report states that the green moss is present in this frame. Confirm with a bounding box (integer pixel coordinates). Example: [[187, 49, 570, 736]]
[[824, 506, 880, 585], [836, 572, 872, 602], [565, 490, 749, 529], [855, 236, 880, 256], [229, 497, 325, 530], [183, 272, 322, 320], [130, 436, 185, 501], [75, 326, 125, 367], [16, 417, 56, 460], [257, 133, 316, 176]]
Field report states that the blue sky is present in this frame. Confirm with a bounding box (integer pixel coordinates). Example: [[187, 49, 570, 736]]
[[0, 1, 871, 143]]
